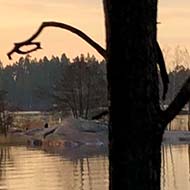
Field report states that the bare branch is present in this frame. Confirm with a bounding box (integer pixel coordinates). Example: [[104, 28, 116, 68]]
[[161, 77, 190, 126], [156, 41, 169, 100], [7, 21, 107, 60], [91, 110, 109, 120]]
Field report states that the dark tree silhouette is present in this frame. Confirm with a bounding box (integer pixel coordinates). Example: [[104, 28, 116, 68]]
[[104, 1, 190, 190], [0, 90, 13, 136], [8, 1, 190, 189], [53, 54, 107, 119]]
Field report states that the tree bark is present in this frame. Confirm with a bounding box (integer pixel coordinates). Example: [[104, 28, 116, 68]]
[[188, 101, 190, 131], [104, 1, 165, 189]]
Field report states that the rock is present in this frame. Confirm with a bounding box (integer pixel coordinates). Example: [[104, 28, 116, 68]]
[[27, 138, 42, 146]]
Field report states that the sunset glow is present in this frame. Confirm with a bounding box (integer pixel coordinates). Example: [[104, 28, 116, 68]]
[[158, 0, 190, 49], [0, 0, 189, 65]]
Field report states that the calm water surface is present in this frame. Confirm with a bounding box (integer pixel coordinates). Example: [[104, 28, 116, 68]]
[[161, 144, 190, 190], [0, 144, 189, 190], [0, 146, 108, 190], [161, 115, 190, 189]]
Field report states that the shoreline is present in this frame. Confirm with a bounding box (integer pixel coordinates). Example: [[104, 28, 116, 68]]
[[1, 119, 190, 153]]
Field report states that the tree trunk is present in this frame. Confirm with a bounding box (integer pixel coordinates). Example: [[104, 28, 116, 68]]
[[104, 1, 165, 189], [78, 61, 84, 117], [188, 101, 190, 131]]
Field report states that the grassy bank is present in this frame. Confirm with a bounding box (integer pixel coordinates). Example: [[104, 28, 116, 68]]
[[0, 134, 28, 145]]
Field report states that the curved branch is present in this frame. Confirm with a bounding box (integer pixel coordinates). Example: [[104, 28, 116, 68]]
[[7, 21, 107, 60], [91, 110, 109, 120], [161, 76, 190, 126], [156, 41, 169, 100]]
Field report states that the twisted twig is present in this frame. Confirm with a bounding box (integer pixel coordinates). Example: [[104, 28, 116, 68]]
[[7, 21, 107, 60]]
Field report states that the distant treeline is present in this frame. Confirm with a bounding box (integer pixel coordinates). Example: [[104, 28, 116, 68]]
[[160, 46, 190, 106], [0, 53, 107, 118], [163, 65, 190, 105], [0, 51, 189, 116]]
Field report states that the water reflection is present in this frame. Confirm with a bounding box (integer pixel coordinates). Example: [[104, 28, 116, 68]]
[[167, 115, 189, 131], [0, 144, 190, 190], [161, 145, 190, 190], [0, 146, 109, 190]]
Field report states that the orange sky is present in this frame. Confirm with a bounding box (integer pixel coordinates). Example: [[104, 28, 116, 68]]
[[158, 0, 190, 49], [0, 0, 190, 65]]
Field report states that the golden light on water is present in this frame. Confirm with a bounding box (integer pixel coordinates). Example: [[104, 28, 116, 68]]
[[0, 146, 109, 190]]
